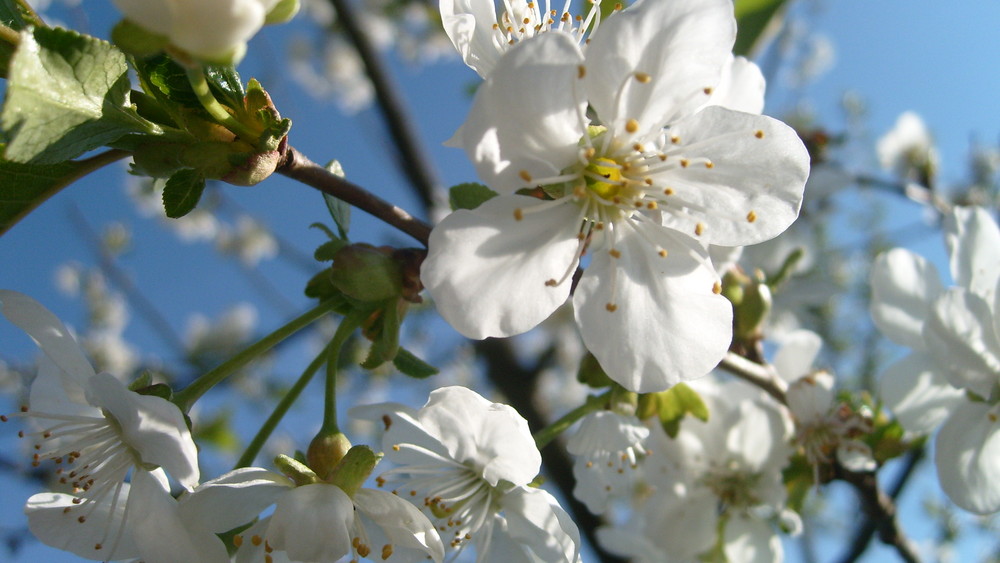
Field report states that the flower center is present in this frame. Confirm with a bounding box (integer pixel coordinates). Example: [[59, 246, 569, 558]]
[[700, 463, 762, 511], [584, 157, 625, 200]]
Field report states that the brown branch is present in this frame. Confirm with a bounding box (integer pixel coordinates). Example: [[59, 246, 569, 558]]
[[277, 145, 431, 246], [474, 338, 628, 563], [717, 351, 788, 404]]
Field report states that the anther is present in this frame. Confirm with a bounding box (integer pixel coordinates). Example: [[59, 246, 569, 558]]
[[357, 544, 371, 558], [513, 208, 524, 221], [754, 130, 764, 139], [78, 516, 86, 523], [704, 161, 714, 169], [663, 188, 674, 195], [632, 143, 644, 152], [670, 135, 680, 144], [609, 249, 621, 258], [234, 535, 244, 547], [990, 413, 998, 422], [382, 544, 394, 559], [578, 65, 586, 79], [634, 72, 651, 83], [747, 210, 757, 223], [392, 444, 401, 451], [658, 249, 668, 258], [712, 282, 722, 294], [545, 279, 558, 286], [680, 159, 689, 168], [695, 223, 705, 236], [605, 303, 618, 312], [647, 201, 658, 210], [251, 535, 263, 547], [625, 119, 639, 133], [703, 87, 713, 95], [519, 170, 532, 182]]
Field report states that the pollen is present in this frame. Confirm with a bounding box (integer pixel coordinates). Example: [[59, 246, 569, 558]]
[[703, 87, 713, 95], [755, 130, 765, 139], [392, 444, 401, 451], [634, 72, 651, 83], [545, 278, 557, 286], [609, 249, 621, 258], [695, 222, 705, 236], [670, 135, 680, 144], [513, 208, 524, 221], [658, 249, 668, 258], [704, 161, 714, 169], [625, 119, 639, 133], [663, 188, 674, 195], [680, 159, 690, 168], [606, 303, 618, 312], [578, 65, 586, 79], [382, 544, 394, 559], [251, 535, 263, 547], [519, 170, 532, 182], [747, 210, 757, 223], [712, 281, 722, 294]]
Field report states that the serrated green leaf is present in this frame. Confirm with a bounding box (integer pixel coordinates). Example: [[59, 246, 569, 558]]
[[2, 27, 157, 163], [205, 64, 246, 109], [449, 182, 497, 211], [162, 168, 205, 218], [733, 0, 789, 56], [393, 347, 438, 379]]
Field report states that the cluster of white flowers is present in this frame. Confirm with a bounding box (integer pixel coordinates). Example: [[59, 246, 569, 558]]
[[871, 206, 1000, 514]]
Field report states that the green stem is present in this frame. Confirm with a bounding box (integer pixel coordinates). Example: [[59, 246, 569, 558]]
[[319, 311, 365, 436], [234, 339, 335, 469], [533, 391, 611, 450], [14, 0, 45, 27], [184, 65, 258, 142], [174, 300, 339, 412]]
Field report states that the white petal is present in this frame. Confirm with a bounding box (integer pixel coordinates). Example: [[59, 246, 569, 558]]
[[870, 248, 943, 350], [422, 195, 582, 339], [0, 290, 95, 383], [179, 467, 293, 533], [267, 483, 354, 562], [168, 0, 266, 60], [129, 469, 230, 563], [657, 107, 809, 246], [595, 526, 662, 563], [879, 352, 964, 435], [28, 355, 100, 419], [723, 515, 782, 563], [87, 373, 200, 489], [26, 489, 139, 560], [354, 488, 445, 562], [786, 370, 834, 423], [726, 399, 789, 473], [772, 329, 823, 382], [501, 487, 581, 563], [458, 32, 586, 192], [641, 487, 719, 559], [418, 386, 540, 486], [837, 441, 877, 473], [923, 287, 1000, 398], [440, 0, 502, 77], [934, 403, 1000, 514], [574, 222, 732, 392], [584, 0, 735, 135], [945, 206, 1000, 303], [703, 55, 766, 114]]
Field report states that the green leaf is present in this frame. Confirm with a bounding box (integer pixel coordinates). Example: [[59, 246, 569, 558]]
[[161, 168, 205, 218], [2, 27, 157, 163], [577, 352, 614, 388], [0, 156, 79, 233], [323, 160, 351, 239], [314, 238, 348, 261], [449, 182, 497, 211], [393, 347, 438, 379], [650, 382, 709, 438], [733, 0, 789, 56]]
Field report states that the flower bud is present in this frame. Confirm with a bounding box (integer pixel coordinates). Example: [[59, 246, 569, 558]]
[[307, 432, 352, 481], [329, 244, 403, 303]]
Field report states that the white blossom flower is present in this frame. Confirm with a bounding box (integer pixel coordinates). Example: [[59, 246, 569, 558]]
[[876, 111, 938, 183], [440, 0, 603, 78], [565, 410, 648, 514], [423, 0, 809, 393], [599, 379, 792, 562], [0, 290, 201, 559], [217, 216, 280, 267], [774, 330, 875, 475], [181, 466, 446, 563], [352, 386, 581, 561], [112, 0, 285, 62], [870, 206, 1000, 514]]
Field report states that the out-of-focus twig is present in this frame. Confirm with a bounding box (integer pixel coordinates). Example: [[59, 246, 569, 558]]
[[327, 0, 442, 210]]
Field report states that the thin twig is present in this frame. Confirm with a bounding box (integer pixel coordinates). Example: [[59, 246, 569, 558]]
[[717, 351, 788, 403], [837, 448, 925, 563], [278, 146, 432, 245], [68, 205, 188, 357], [327, 0, 442, 210]]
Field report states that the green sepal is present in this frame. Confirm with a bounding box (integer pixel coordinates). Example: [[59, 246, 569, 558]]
[[275, 454, 320, 487], [329, 244, 403, 303], [361, 301, 402, 370], [111, 18, 168, 58], [643, 383, 709, 438], [577, 352, 614, 389], [265, 0, 300, 25], [327, 445, 382, 498], [449, 182, 497, 211], [162, 168, 206, 218], [393, 347, 439, 379], [314, 239, 349, 262], [2, 27, 158, 164]]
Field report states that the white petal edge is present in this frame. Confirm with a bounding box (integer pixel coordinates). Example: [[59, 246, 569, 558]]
[[870, 248, 943, 350], [934, 402, 1000, 514]]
